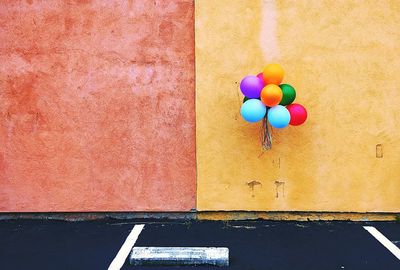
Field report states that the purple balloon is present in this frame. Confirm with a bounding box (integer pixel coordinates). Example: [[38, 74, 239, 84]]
[[240, 75, 264, 98]]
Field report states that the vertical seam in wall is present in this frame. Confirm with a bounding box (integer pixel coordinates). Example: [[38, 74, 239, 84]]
[[193, 0, 198, 212]]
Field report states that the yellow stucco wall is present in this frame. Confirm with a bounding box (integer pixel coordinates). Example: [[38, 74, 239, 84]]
[[195, 0, 400, 212]]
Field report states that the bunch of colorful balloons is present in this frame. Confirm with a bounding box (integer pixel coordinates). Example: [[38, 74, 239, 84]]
[[240, 64, 307, 129]]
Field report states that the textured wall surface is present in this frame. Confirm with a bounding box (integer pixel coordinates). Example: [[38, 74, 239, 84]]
[[0, 0, 196, 211], [196, 0, 400, 212]]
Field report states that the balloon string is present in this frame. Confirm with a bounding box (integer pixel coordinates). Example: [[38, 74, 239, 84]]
[[260, 113, 272, 150]]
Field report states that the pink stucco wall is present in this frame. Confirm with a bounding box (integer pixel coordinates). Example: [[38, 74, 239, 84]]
[[0, 0, 196, 211]]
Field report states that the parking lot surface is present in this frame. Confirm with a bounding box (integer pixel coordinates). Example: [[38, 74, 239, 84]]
[[0, 219, 399, 270]]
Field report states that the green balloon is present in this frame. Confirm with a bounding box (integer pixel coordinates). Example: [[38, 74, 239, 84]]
[[279, 84, 296, 105], [243, 96, 261, 103]]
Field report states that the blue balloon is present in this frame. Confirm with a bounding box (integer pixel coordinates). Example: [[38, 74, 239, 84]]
[[240, 99, 266, 123], [267, 105, 290, 128]]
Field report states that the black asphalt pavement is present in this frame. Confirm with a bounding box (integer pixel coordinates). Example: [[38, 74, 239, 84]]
[[0, 219, 399, 270]]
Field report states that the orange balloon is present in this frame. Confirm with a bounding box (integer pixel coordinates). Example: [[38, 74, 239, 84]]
[[263, 64, 284, 85], [260, 84, 283, 107]]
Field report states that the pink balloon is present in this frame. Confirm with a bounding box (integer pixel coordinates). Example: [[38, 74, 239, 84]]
[[286, 103, 307, 126], [257, 73, 266, 86]]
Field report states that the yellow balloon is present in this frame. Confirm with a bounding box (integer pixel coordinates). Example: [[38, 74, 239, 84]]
[[263, 64, 284, 85]]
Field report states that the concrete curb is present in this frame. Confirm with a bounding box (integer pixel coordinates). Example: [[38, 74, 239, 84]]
[[1, 211, 398, 221]]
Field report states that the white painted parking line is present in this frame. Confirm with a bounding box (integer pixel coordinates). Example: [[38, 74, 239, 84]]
[[108, 224, 145, 270], [364, 226, 400, 260]]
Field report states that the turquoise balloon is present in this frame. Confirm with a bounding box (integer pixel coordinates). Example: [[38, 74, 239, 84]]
[[267, 105, 290, 128], [240, 99, 266, 123]]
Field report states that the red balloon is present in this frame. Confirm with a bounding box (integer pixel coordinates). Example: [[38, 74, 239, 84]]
[[286, 103, 307, 126]]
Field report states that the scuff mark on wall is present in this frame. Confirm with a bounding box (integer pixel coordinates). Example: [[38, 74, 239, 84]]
[[272, 157, 281, 168], [274, 181, 285, 198], [376, 144, 383, 158], [246, 180, 262, 197]]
